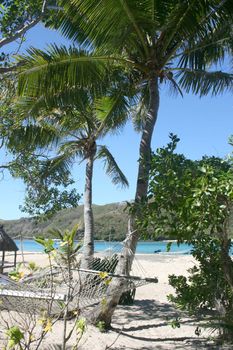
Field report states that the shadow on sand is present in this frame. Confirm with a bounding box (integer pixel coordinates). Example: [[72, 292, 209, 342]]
[[110, 299, 232, 350]]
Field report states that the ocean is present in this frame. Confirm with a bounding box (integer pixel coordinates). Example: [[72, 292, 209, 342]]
[[14, 239, 192, 254]]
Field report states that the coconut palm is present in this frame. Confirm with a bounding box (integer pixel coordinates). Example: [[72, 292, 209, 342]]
[[16, 0, 233, 325], [11, 89, 129, 267]]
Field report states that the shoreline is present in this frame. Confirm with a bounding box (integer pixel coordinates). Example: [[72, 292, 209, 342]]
[[14, 238, 178, 242], [14, 239, 192, 255], [17, 250, 190, 256]]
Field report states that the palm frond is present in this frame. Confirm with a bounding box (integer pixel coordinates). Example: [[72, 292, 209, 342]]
[[18, 45, 111, 97], [17, 86, 91, 118], [97, 145, 129, 188], [151, 0, 174, 26], [69, 223, 79, 243], [131, 88, 149, 132], [59, 0, 155, 56], [43, 151, 77, 178], [47, 228, 64, 240], [177, 69, 233, 96], [59, 140, 86, 159], [117, 0, 149, 57], [94, 93, 129, 137], [160, 0, 233, 66], [7, 124, 59, 152], [229, 135, 233, 147], [167, 75, 184, 97], [177, 20, 233, 70], [132, 105, 148, 132]]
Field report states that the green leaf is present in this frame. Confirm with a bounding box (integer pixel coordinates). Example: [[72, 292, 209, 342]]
[[6, 326, 24, 348], [97, 145, 129, 188]]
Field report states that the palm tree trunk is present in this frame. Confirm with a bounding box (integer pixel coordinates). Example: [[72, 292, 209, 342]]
[[89, 77, 160, 327], [220, 217, 233, 292], [81, 152, 95, 269], [218, 215, 233, 340]]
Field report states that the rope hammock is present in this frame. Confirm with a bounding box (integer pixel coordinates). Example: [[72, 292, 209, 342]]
[[0, 240, 158, 316]]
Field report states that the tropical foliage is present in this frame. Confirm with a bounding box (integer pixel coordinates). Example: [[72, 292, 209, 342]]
[[1, 0, 233, 327], [136, 134, 233, 239], [139, 134, 233, 340], [0, 0, 56, 73], [8, 82, 129, 269], [36, 224, 82, 266], [16, 0, 233, 235], [8, 153, 80, 217], [14, 0, 233, 325], [0, 0, 57, 182]]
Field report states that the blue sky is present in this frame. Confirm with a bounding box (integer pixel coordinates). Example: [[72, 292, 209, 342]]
[[0, 24, 232, 220]]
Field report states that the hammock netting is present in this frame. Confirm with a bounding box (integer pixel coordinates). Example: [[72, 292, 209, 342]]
[[0, 240, 158, 316]]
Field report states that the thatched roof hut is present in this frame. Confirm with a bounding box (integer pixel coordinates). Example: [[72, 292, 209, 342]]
[[0, 225, 18, 251], [0, 225, 18, 272]]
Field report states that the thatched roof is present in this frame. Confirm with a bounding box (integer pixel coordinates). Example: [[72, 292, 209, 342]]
[[0, 225, 18, 251]]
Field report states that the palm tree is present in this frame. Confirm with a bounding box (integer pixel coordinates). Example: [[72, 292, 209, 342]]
[[16, 0, 233, 325], [12, 90, 129, 268]]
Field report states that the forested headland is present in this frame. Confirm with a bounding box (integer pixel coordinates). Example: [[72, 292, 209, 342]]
[[0, 202, 129, 241], [1, 200, 232, 241]]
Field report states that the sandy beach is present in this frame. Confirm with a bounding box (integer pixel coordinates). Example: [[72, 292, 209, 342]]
[[0, 252, 229, 349]]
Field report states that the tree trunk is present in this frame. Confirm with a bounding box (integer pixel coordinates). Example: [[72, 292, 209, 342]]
[[216, 209, 233, 293], [81, 151, 95, 269], [220, 220, 233, 292], [218, 216, 233, 341], [89, 77, 160, 327]]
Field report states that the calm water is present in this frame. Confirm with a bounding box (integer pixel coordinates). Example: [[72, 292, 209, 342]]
[[14, 239, 192, 254]]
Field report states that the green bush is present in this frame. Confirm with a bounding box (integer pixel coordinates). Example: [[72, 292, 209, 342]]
[[168, 235, 233, 342]]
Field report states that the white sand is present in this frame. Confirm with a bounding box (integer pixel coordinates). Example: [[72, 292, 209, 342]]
[[1, 252, 226, 349]]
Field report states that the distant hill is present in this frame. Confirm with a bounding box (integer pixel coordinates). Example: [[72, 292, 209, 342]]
[[1, 202, 232, 241], [0, 203, 129, 241]]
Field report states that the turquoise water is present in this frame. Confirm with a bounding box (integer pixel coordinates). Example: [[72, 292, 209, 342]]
[[14, 239, 192, 254]]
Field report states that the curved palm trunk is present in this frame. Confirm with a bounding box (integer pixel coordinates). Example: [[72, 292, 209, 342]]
[[81, 151, 95, 269], [90, 77, 160, 327], [220, 215, 233, 292]]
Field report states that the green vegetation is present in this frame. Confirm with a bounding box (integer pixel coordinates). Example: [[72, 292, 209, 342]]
[[138, 135, 233, 341], [0, 0, 56, 74], [0, 203, 129, 241], [9, 154, 81, 218], [1, 0, 233, 332], [135, 134, 233, 240], [10, 88, 129, 267], [1, 225, 86, 350]]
